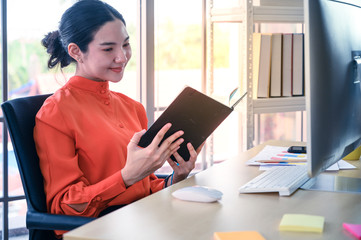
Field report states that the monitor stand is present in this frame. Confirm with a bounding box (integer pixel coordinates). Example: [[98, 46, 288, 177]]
[[301, 174, 361, 194]]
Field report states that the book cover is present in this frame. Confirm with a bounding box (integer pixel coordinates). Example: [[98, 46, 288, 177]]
[[282, 33, 293, 97], [257, 34, 272, 98], [292, 33, 304, 96], [138, 87, 234, 161], [270, 33, 283, 97]]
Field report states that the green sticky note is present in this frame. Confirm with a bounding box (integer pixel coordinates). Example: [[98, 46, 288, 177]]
[[279, 214, 325, 233]]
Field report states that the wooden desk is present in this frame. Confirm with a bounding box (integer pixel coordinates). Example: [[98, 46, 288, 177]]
[[64, 141, 361, 240]]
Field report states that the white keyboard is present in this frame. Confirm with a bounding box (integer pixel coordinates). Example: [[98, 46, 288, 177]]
[[239, 165, 310, 196]]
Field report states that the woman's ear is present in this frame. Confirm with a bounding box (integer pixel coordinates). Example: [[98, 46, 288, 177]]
[[68, 43, 83, 63]]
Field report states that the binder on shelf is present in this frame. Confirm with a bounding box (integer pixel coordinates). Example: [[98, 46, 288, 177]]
[[270, 33, 283, 97], [292, 33, 304, 96], [260, 0, 303, 7], [257, 34, 272, 98], [253, 33, 262, 99], [282, 33, 293, 97]]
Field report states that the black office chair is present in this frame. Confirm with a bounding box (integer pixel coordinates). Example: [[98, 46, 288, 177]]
[[1, 94, 95, 240]]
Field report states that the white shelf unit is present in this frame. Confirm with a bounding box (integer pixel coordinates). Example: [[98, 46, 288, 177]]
[[209, 0, 305, 149]]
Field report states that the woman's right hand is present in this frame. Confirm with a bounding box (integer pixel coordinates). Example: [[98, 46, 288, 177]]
[[121, 123, 184, 187]]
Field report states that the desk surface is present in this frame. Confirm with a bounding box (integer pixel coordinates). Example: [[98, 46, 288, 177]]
[[64, 141, 361, 240]]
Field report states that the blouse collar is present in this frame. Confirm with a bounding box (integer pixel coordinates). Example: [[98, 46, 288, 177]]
[[66, 76, 110, 94]]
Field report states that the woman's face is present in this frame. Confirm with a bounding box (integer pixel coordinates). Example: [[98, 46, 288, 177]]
[[76, 19, 132, 83]]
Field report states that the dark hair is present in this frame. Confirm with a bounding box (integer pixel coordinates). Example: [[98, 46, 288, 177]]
[[42, 0, 126, 69]]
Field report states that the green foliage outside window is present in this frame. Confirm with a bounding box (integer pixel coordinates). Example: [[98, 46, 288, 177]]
[[6, 21, 229, 97], [155, 21, 230, 70]]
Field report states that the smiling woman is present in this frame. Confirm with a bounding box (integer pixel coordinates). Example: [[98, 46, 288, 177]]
[[33, 0, 200, 237]]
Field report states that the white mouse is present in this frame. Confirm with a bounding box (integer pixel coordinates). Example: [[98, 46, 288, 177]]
[[172, 185, 223, 203]]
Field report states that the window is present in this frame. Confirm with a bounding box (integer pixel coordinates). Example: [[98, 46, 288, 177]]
[[153, 0, 205, 173], [153, 0, 245, 172], [1, 0, 138, 238], [3, 1, 76, 238]]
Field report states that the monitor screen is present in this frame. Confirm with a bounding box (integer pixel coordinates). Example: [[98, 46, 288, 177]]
[[305, 0, 361, 177]]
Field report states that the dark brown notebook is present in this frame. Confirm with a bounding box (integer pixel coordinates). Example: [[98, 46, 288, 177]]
[[138, 86, 246, 161]]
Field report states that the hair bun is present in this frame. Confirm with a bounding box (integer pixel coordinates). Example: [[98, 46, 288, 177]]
[[42, 31, 62, 54], [41, 30, 71, 68]]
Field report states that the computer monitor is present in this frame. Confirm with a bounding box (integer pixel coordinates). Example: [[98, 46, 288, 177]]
[[304, 0, 361, 193]]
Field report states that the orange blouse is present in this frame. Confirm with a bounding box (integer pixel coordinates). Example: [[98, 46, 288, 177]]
[[33, 76, 164, 218]]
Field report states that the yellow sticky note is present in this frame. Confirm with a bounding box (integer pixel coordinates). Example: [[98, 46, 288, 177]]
[[214, 231, 266, 240], [279, 214, 324, 233], [343, 146, 361, 160]]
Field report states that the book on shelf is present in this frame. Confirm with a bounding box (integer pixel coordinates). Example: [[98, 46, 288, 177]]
[[282, 33, 293, 97], [253, 33, 262, 99], [257, 33, 272, 98], [255, 33, 304, 99], [270, 33, 283, 97], [260, 0, 303, 7], [292, 33, 304, 96]]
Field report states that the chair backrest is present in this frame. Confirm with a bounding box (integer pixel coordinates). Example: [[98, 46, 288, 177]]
[[1, 94, 51, 213]]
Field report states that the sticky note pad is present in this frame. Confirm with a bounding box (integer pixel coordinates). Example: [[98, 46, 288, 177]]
[[279, 214, 324, 233], [213, 231, 265, 240], [343, 146, 361, 160], [343, 223, 361, 239]]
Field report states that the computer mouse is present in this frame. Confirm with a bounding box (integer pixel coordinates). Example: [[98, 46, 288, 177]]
[[172, 185, 223, 203]]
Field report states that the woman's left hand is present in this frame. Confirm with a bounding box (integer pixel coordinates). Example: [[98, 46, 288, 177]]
[[166, 142, 204, 185]]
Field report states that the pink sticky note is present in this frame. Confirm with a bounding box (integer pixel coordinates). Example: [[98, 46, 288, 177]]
[[343, 223, 361, 239]]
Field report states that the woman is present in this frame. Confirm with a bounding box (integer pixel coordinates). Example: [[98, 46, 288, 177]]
[[34, 0, 200, 225]]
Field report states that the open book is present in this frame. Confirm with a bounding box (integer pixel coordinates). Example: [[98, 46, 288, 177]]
[[138, 86, 247, 161]]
